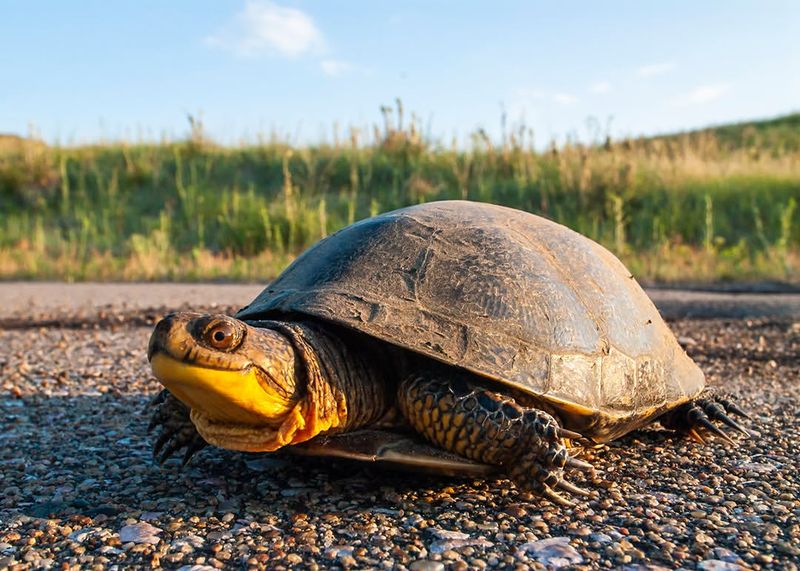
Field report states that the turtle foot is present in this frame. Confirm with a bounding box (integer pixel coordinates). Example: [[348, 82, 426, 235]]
[[148, 389, 207, 465], [509, 414, 597, 507], [661, 389, 754, 444], [398, 374, 597, 507]]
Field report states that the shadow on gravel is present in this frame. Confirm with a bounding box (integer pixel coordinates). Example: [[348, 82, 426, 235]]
[[2, 394, 505, 521], [3, 390, 785, 521]]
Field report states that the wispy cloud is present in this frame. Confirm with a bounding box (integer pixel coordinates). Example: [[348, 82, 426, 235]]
[[509, 88, 578, 115], [206, 0, 324, 58], [320, 59, 352, 77], [552, 93, 578, 105], [637, 62, 677, 77], [674, 83, 731, 106], [589, 81, 611, 94]]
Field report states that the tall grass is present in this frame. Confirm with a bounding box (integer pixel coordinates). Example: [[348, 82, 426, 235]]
[[1, 107, 799, 283]]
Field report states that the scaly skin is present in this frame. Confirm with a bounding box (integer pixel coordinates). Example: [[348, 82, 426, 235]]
[[397, 373, 593, 506]]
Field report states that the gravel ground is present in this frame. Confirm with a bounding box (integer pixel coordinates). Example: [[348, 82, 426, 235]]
[[1, 285, 799, 570]]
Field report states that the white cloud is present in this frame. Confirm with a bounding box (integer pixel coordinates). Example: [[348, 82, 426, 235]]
[[637, 62, 677, 77], [674, 83, 731, 106], [320, 59, 352, 77], [589, 81, 611, 94], [552, 93, 578, 105], [206, 0, 324, 58], [508, 88, 578, 116]]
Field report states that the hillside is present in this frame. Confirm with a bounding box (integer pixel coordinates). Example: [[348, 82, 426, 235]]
[[649, 112, 800, 152], [1, 110, 798, 283]]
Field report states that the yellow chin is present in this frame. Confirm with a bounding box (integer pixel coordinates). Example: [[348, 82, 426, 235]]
[[150, 352, 291, 425]]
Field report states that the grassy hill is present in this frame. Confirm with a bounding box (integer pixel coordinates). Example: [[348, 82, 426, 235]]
[[650, 112, 800, 152], [1, 108, 798, 283]]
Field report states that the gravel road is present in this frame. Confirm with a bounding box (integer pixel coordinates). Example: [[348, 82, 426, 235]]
[[5, 282, 800, 322], [1, 284, 798, 570]]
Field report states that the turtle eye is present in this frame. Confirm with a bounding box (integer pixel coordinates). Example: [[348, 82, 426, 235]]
[[206, 321, 237, 350]]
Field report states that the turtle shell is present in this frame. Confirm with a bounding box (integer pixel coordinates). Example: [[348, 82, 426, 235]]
[[237, 201, 705, 441]]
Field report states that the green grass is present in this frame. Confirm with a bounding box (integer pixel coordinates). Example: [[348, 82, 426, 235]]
[[1, 107, 799, 283]]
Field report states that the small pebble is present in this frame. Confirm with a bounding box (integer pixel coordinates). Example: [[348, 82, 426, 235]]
[[409, 561, 445, 571], [697, 561, 747, 571], [516, 537, 583, 568], [119, 522, 162, 545]]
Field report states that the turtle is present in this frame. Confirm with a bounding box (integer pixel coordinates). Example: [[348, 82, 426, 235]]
[[147, 200, 752, 505]]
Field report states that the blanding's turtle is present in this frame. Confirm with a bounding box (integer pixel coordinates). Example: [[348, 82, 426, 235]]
[[147, 201, 751, 505]]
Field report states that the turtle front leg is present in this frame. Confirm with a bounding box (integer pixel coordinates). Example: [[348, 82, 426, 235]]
[[659, 388, 753, 444], [397, 374, 594, 506], [148, 389, 208, 465]]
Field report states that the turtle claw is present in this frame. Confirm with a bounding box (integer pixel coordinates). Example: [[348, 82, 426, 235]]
[[182, 437, 207, 466], [713, 395, 751, 420], [156, 432, 184, 464], [730, 406, 751, 421], [564, 455, 595, 473], [697, 417, 736, 445], [157, 429, 201, 465], [147, 390, 173, 433], [661, 389, 753, 445], [555, 478, 593, 498], [149, 389, 168, 407], [511, 431, 596, 506], [153, 430, 174, 459], [716, 414, 751, 436], [154, 426, 207, 465], [557, 427, 584, 440], [542, 488, 575, 508], [687, 427, 706, 444], [148, 390, 207, 465]]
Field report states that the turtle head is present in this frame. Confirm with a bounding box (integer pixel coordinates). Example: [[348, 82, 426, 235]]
[[148, 312, 302, 448]]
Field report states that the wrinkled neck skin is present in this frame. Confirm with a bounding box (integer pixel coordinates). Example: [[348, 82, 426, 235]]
[[192, 320, 396, 453]]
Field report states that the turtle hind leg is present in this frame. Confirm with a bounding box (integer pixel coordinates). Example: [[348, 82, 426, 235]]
[[148, 389, 208, 465], [397, 374, 595, 506], [659, 388, 754, 444]]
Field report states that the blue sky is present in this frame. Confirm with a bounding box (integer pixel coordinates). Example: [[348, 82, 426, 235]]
[[2, 0, 799, 146]]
